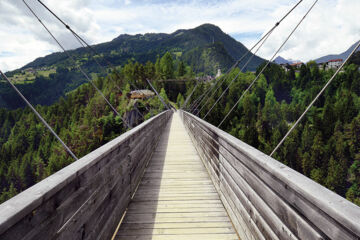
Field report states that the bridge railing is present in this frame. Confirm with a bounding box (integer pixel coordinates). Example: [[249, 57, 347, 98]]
[[0, 110, 173, 240], [180, 110, 360, 240]]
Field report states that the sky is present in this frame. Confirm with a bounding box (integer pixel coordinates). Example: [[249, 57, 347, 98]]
[[0, 0, 359, 72]]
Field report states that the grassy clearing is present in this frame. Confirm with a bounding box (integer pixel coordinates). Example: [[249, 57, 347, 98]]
[[8, 67, 56, 84]]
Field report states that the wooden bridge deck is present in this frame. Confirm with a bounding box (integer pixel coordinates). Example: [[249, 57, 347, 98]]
[[114, 112, 239, 240]]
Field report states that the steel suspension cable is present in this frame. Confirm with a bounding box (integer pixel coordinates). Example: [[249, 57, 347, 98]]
[[197, 31, 272, 115], [190, 50, 258, 113], [270, 40, 360, 157], [189, 84, 213, 112], [37, 0, 153, 114], [36, 0, 151, 111], [192, 35, 265, 114], [0, 70, 78, 161], [194, 0, 303, 115], [182, 81, 199, 109], [146, 79, 169, 110], [23, 0, 131, 129], [189, 40, 262, 113], [203, 28, 274, 119], [218, 0, 318, 128]]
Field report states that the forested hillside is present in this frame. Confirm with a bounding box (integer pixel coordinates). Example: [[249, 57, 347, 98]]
[[1, 48, 359, 207], [0, 51, 192, 203], [1, 24, 263, 110], [23, 24, 263, 72], [186, 61, 360, 206]]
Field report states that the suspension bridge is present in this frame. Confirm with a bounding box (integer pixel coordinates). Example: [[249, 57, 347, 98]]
[[0, 110, 360, 240], [0, 0, 360, 239]]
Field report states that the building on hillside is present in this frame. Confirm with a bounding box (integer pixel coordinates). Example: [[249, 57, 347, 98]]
[[317, 62, 326, 70], [325, 59, 343, 70], [128, 90, 155, 99], [215, 69, 222, 78], [290, 62, 303, 70], [280, 64, 290, 72], [196, 76, 214, 82], [23, 68, 36, 74]]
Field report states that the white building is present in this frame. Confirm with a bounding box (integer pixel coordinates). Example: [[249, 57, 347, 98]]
[[280, 64, 290, 72], [215, 69, 222, 78], [326, 59, 343, 70]]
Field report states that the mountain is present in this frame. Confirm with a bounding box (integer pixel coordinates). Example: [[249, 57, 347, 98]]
[[274, 56, 292, 64], [182, 42, 235, 74], [1, 24, 265, 110], [315, 40, 360, 63], [274, 56, 301, 65], [23, 24, 264, 73]]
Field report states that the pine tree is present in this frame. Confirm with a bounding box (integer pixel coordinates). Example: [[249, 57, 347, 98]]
[[177, 61, 186, 77], [160, 52, 174, 80]]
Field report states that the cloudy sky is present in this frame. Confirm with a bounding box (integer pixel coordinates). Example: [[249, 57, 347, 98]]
[[0, 0, 359, 72]]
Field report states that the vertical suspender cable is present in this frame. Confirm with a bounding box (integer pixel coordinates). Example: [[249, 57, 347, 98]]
[[197, 30, 272, 115], [202, 28, 274, 119], [194, 0, 304, 114], [146, 79, 169, 110], [182, 81, 199, 109], [0, 70, 78, 161], [189, 33, 270, 114], [218, 0, 318, 128], [22, 0, 131, 129], [270, 40, 360, 157]]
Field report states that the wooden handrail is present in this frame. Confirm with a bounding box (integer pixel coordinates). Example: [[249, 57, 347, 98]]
[[0, 110, 173, 240], [180, 110, 360, 240]]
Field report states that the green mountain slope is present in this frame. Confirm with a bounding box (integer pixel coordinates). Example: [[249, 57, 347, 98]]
[[24, 24, 263, 71], [1, 24, 264, 110], [182, 42, 235, 74]]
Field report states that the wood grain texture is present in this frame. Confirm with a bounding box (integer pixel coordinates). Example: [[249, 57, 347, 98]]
[[180, 110, 360, 240], [0, 110, 172, 240], [115, 112, 239, 240]]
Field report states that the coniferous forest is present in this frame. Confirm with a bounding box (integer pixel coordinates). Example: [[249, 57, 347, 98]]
[[0, 51, 360, 208], [187, 59, 360, 206], [0, 52, 189, 203]]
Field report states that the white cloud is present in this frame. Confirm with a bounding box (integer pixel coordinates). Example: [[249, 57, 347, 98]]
[[0, 0, 359, 72]]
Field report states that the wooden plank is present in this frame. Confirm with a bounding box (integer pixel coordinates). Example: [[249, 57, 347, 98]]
[[220, 163, 283, 240], [118, 234, 239, 240], [0, 110, 173, 239], [115, 112, 239, 240], [119, 222, 234, 230], [181, 111, 360, 240], [117, 227, 236, 235], [220, 144, 325, 240]]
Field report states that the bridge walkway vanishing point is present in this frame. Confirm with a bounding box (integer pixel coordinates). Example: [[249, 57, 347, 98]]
[[1, 110, 360, 240], [114, 112, 239, 240]]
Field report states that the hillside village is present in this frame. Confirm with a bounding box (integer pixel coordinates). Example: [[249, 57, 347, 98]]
[[278, 58, 345, 72]]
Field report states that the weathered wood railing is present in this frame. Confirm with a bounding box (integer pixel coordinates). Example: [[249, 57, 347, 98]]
[[0, 110, 172, 240], [180, 110, 360, 240]]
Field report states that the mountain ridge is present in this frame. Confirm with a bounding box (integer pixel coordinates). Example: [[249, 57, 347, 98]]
[[315, 40, 360, 63], [22, 24, 265, 73]]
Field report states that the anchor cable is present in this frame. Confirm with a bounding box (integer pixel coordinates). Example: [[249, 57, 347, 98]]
[[218, 0, 318, 128], [23, 0, 130, 129], [194, 0, 304, 114], [270, 39, 360, 157], [0, 70, 78, 161]]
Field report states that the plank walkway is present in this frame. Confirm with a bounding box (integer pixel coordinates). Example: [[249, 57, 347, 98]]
[[114, 112, 239, 240]]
